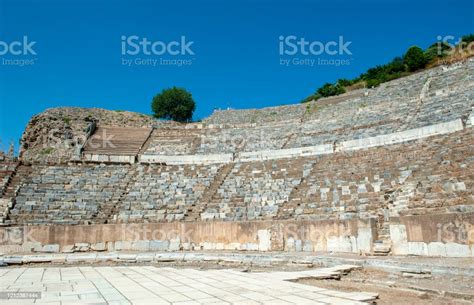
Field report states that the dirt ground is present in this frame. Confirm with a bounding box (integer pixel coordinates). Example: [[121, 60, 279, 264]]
[[296, 268, 474, 305]]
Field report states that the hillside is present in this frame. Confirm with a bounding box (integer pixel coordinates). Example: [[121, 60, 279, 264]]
[[20, 108, 160, 163]]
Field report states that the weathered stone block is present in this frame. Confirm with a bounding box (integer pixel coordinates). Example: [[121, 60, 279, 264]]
[[131, 240, 150, 251], [257, 229, 271, 251], [427, 242, 447, 256], [37, 244, 60, 253], [74, 243, 90, 252], [149, 240, 169, 251], [91, 242, 107, 251]]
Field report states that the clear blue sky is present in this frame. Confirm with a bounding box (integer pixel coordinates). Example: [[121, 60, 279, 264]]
[[0, 0, 472, 151]]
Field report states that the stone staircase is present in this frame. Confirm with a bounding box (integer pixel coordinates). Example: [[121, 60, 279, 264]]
[[185, 163, 234, 221], [83, 126, 152, 156], [0, 164, 31, 225], [373, 220, 392, 256], [98, 167, 138, 224]]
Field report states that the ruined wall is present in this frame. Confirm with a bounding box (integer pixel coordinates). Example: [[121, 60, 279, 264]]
[[0, 218, 373, 255]]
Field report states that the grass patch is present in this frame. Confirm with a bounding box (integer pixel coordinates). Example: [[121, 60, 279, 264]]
[[40, 147, 54, 155]]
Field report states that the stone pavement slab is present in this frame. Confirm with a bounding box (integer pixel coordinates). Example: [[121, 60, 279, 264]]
[[0, 265, 378, 304]]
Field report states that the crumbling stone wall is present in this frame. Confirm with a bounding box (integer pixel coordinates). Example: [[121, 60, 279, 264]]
[[20, 107, 158, 164]]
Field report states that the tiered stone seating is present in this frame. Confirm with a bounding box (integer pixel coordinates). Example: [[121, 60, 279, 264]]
[[117, 164, 221, 222], [138, 60, 473, 157], [197, 158, 315, 221], [9, 164, 133, 225], [3, 60, 473, 228], [279, 128, 474, 221], [141, 128, 200, 156], [83, 126, 151, 157]]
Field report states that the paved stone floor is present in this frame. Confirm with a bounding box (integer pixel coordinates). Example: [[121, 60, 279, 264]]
[[0, 265, 378, 304]]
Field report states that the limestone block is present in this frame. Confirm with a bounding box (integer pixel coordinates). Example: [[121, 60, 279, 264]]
[[96, 252, 118, 262], [241, 243, 259, 251], [408, 242, 428, 256], [131, 240, 150, 251], [106, 241, 115, 252], [136, 253, 154, 262], [61, 245, 75, 253], [169, 237, 181, 251], [37, 244, 60, 253], [74, 243, 90, 252], [114, 241, 132, 251], [257, 229, 271, 251], [390, 224, 408, 255], [51, 254, 67, 264], [285, 237, 296, 252], [23, 242, 41, 252], [445, 242, 471, 257], [149, 240, 169, 251], [4, 255, 24, 264], [91, 242, 107, 251], [356, 227, 373, 253], [66, 253, 97, 263], [117, 253, 137, 261], [23, 255, 53, 263], [427, 242, 447, 256], [327, 236, 352, 253], [295, 239, 303, 252], [224, 243, 241, 250]]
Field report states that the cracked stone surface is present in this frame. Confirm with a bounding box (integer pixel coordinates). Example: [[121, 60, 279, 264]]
[[0, 265, 378, 304]]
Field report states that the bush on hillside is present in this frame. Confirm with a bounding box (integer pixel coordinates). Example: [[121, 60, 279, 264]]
[[424, 42, 451, 61], [317, 83, 346, 98], [151, 87, 195, 122], [299, 34, 473, 103], [387, 57, 405, 73], [404, 46, 427, 71], [462, 34, 474, 44], [337, 78, 353, 87]]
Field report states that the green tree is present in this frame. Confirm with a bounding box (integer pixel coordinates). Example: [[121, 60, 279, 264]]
[[151, 87, 195, 122], [404, 46, 427, 72]]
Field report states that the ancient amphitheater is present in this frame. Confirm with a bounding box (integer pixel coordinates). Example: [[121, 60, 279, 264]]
[[0, 60, 473, 304], [0, 60, 474, 304]]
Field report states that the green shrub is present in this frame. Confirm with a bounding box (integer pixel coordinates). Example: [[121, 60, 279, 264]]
[[151, 87, 195, 122], [404, 46, 427, 71], [387, 57, 405, 73], [461, 34, 474, 44], [316, 83, 345, 97], [337, 78, 352, 87], [40, 147, 54, 155]]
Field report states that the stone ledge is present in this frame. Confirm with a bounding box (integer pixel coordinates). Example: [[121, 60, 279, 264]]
[[138, 119, 466, 164], [139, 153, 234, 165], [336, 119, 464, 152], [237, 144, 333, 162], [1, 251, 473, 277]]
